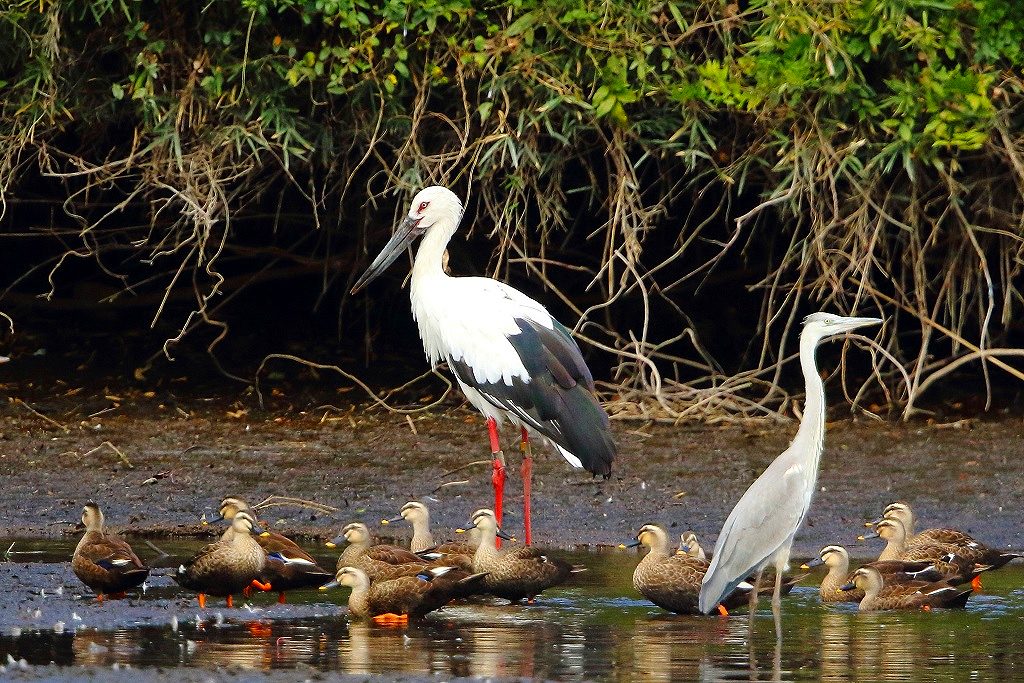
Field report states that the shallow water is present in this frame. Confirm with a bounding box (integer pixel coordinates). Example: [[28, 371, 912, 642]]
[[1, 540, 1023, 681]]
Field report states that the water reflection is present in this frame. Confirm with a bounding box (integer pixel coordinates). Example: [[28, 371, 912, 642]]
[[2, 550, 1024, 681]]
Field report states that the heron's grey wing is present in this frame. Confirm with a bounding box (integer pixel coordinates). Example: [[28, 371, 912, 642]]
[[698, 454, 808, 613]]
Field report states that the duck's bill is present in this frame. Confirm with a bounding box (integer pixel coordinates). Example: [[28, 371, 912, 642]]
[[200, 512, 226, 526], [382, 516, 403, 525], [839, 582, 856, 591], [325, 536, 344, 548], [496, 528, 515, 541], [319, 580, 340, 591], [622, 540, 641, 548], [250, 523, 266, 535], [350, 215, 424, 294], [858, 531, 880, 540], [801, 557, 824, 569]]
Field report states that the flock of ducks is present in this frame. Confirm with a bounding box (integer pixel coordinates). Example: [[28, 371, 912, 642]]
[[71, 498, 578, 623], [70, 498, 1019, 621], [629, 501, 1019, 615]]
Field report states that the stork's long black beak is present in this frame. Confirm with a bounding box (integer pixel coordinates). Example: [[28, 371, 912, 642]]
[[350, 215, 423, 294]]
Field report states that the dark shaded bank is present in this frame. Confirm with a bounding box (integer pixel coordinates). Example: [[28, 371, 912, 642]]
[[0, 665, 476, 683], [1, 405, 1021, 555]]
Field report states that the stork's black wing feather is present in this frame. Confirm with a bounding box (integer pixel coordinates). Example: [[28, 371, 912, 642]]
[[449, 317, 614, 477]]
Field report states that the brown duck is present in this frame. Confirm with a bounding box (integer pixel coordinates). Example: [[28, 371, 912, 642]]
[[384, 501, 476, 570], [679, 531, 804, 606], [874, 502, 976, 546], [71, 503, 149, 601], [321, 565, 488, 623], [864, 518, 1015, 587], [174, 511, 267, 608], [327, 522, 431, 581], [386, 501, 478, 554], [840, 566, 972, 611], [676, 532, 706, 559], [874, 503, 1021, 588], [629, 525, 801, 615], [217, 497, 332, 603], [469, 508, 573, 602], [800, 545, 946, 603]]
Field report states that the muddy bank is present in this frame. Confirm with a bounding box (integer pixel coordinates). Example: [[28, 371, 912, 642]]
[[1, 402, 1021, 556]]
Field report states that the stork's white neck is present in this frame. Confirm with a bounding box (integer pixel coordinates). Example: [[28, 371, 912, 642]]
[[411, 212, 460, 287]]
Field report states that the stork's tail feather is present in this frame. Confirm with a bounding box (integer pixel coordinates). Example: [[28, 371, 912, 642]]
[[553, 386, 615, 477]]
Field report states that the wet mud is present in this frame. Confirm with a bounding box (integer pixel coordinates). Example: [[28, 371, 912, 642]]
[[1, 405, 1021, 557]]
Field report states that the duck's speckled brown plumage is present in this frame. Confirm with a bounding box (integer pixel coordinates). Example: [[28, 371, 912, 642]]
[[175, 512, 266, 599], [470, 509, 572, 602], [71, 503, 149, 598], [388, 502, 476, 571], [843, 566, 972, 611], [873, 518, 1016, 580], [881, 502, 977, 547], [328, 566, 488, 619], [331, 522, 433, 581], [631, 526, 801, 614], [218, 497, 332, 592], [804, 545, 947, 603]]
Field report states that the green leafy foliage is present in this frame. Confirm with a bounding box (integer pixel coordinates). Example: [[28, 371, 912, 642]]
[[0, 0, 1022, 413]]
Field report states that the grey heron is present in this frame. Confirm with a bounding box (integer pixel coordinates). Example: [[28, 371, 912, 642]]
[[697, 312, 882, 636], [350, 186, 616, 546]]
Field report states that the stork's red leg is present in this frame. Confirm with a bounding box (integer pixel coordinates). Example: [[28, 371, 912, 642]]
[[520, 427, 533, 547], [487, 417, 506, 549]]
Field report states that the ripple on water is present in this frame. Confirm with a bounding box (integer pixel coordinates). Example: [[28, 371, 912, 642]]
[[1, 543, 1024, 680]]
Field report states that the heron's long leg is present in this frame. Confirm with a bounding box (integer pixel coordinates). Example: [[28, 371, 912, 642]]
[[748, 568, 763, 639], [520, 427, 533, 547], [771, 566, 783, 643], [487, 417, 506, 549]]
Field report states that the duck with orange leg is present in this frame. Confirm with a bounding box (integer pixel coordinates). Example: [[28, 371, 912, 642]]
[[321, 565, 488, 623], [326, 522, 436, 581], [866, 502, 1021, 590], [72, 503, 149, 602], [215, 497, 333, 603], [174, 511, 269, 608], [840, 566, 972, 611], [628, 525, 802, 616]]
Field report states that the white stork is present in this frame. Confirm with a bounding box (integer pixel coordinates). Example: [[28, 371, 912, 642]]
[[351, 186, 616, 545]]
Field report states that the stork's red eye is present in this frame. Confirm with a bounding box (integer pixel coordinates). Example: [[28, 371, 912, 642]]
[[418, 201, 429, 212]]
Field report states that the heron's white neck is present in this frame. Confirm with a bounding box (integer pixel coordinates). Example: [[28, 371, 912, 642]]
[[794, 330, 827, 474]]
